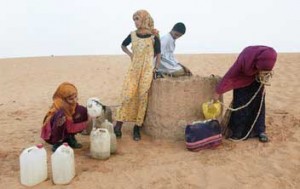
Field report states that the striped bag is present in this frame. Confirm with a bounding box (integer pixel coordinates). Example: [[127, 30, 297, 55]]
[[185, 120, 222, 151]]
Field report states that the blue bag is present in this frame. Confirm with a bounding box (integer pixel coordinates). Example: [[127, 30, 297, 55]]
[[185, 120, 222, 151]]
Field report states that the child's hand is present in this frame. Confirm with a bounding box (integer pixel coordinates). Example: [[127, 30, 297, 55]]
[[56, 116, 66, 127]]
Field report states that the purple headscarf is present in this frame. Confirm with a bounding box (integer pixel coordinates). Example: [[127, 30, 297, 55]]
[[216, 46, 277, 94]]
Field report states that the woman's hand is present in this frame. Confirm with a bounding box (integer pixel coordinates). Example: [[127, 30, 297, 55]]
[[121, 45, 133, 60], [213, 92, 220, 102]]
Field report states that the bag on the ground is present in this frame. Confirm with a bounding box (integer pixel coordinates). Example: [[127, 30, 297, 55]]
[[185, 119, 222, 151]]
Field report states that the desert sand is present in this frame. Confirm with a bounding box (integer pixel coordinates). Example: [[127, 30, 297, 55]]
[[0, 53, 299, 189]]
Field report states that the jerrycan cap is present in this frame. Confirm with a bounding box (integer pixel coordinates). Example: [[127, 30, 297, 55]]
[[63, 142, 69, 146], [36, 144, 44, 148]]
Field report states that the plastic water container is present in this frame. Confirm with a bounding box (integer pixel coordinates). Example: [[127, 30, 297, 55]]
[[100, 119, 114, 133], [87, 97, 103, 118], [202, 100, 222, 120], [100, 119, 117, 153], [19, 144, 47, 186], [90, 128, 110, 159], [110, 133, 117, 154], [51, 143, 75, 185]]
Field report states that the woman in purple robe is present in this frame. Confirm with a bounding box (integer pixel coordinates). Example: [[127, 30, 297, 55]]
[[214, 46, 277, 142]]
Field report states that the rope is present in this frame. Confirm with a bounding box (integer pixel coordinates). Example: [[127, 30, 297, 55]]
[[220, 71, 272, 112], [217, 71, 273, 142], [229, 87, 265, 141], [222, 73, 272, 141], [256, 70, 273, 86], [220, 83, 264, 112]]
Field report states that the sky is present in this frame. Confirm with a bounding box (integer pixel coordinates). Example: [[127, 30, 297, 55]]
[[0, 0, 299, 58]]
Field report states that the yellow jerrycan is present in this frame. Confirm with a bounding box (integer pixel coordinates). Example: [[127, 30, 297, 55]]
[[202, 100, 221, 120]]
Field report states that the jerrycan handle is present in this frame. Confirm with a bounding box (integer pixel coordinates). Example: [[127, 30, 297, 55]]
[[99, 128, 108, 133]]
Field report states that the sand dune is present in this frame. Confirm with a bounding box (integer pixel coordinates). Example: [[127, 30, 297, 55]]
[[0, 53, 299, 188]]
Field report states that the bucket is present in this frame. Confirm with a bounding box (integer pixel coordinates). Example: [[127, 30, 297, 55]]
[[20, 144, 47, 186], [101, 120, 117, 153], [90, 128, 110, 159], [51, 143, 75, 185]]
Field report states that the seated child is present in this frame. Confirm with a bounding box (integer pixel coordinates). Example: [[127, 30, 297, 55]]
[[157, 22, 192, 77]]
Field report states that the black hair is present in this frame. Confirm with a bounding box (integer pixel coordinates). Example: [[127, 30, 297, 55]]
[[172, 22, 186, 34]]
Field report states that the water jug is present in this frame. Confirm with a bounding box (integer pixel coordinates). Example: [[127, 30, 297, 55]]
[[87, 97, 103, 118], [20, 144, 47, 186], [100, 119, 114, 133], [101, 119, 117, 153], [90, 128, 110, 159], [202, 100, 222, 120], [51, 143, 75, 185]]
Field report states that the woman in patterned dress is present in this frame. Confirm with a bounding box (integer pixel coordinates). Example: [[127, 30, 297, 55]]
[[114, 10, 161, 141]]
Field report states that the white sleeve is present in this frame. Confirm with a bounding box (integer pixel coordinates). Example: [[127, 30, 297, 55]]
[[160, 35, 172, 55]]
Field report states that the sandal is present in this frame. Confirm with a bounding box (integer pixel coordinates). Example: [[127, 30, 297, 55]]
[[258, 133, 269, 143]]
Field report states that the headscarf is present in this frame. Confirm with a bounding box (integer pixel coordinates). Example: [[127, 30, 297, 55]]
[[133, 9, 159, 36], [43, 82, 78, 124], [216, 46, 277, 94]]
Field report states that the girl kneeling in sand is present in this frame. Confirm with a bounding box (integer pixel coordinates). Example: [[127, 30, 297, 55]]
[[114, 9, 161, 141], [41, 82, 88, 151], [214, 46, 277, 142]]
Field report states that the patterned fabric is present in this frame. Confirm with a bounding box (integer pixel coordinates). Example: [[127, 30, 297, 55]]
[[228, 80, 265, 139], [185, 120, 222, 152], [41, 104, 88, 144], [133, 9, 157, 36], [116, 31, 154, 126]]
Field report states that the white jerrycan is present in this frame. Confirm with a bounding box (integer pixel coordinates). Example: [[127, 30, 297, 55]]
[[90, 128, 110, 159], [100, 119, 117, 154], [19, 144, 47, 187], [51, 143, 75, 185]]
